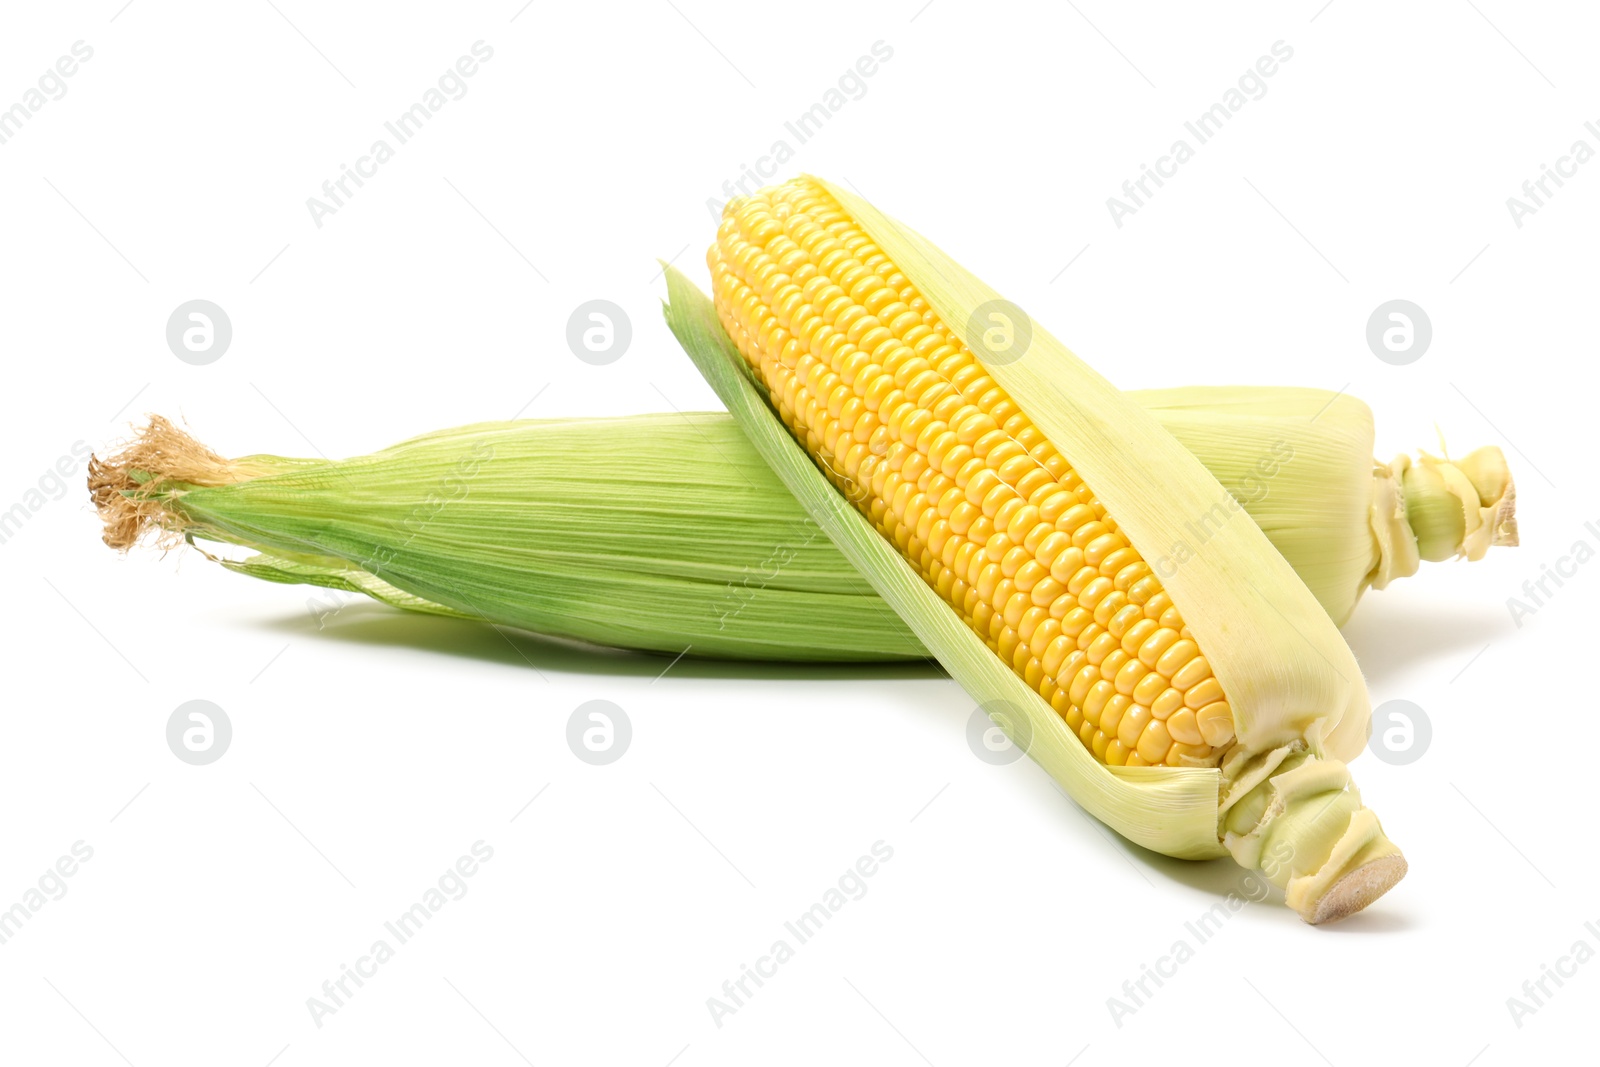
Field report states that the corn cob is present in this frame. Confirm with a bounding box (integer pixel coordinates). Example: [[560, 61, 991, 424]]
[[90, 396, 1513, 662], [676, 175, 1409, 921]]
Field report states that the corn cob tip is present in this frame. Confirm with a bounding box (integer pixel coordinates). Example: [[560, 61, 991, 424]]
[[88, 416, 256, 551]]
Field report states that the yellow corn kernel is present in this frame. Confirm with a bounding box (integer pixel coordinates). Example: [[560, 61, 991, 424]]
[[707, 177, 1244, 773]]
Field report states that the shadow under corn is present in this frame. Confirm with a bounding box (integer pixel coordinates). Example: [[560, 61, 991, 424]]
[[258, 602, 949, 682], [1071, 818, 1420, 933], [1339, 594, 1509, 688]]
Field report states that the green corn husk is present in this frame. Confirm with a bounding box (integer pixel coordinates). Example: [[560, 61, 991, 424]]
[[93, 414, 916, 661], [90, 395, 1515, 663]]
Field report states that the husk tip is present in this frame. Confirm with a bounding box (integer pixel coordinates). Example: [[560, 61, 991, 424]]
[[87, 415, 236, 553]]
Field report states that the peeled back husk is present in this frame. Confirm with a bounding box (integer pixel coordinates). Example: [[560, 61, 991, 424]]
[[666, 175, 1410, 922]]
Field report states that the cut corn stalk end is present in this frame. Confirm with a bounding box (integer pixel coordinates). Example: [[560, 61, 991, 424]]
[[1218, 745, 1406, 923]]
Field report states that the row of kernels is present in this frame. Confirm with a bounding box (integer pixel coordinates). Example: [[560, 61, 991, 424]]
[[714, 180, 1229, 769]]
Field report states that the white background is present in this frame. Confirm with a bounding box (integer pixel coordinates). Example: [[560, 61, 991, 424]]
[[2, 1, 1595, 1064]]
